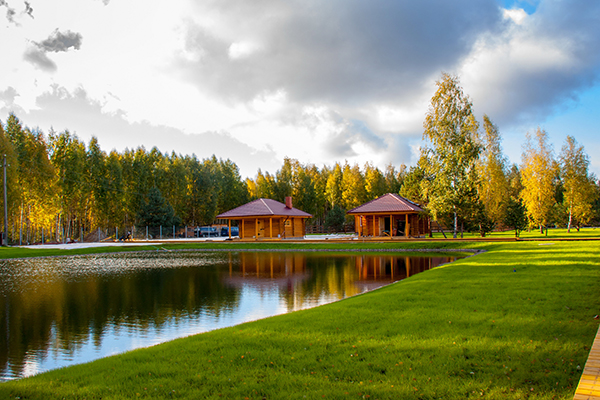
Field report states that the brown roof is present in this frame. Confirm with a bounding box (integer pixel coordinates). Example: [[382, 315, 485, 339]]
[[347, 193, 424, 214], [217, 198, 313, 219]]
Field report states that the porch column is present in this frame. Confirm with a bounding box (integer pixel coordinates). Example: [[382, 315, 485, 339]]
[[228, 219, 232, 239], [373, 215, 376, 237], [270, 218, 273, 238], [255, 218, 259, 238], [405, 214, 409, 238], [390, 214, 393, 237], [242, 219, 245, 239]]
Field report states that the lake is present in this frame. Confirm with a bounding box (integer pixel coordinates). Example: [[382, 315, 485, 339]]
[[0, 250, 460, 380]]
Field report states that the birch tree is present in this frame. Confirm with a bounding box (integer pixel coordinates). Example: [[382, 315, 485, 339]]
[[559, 136, 596, 231], [520, 128, 555, 233], [477, 115, 508, 225], [421, 73, 481, 238]]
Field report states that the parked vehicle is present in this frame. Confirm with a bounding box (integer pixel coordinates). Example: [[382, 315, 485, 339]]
[[195, 226, 219, 237], [220, 226, 239, 237]]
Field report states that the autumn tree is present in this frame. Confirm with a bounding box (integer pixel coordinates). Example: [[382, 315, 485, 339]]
[[341, 162, 367, 211], [477, 115, 508, 226], [421, 73, 481, 238], [520, 128, 556, 233], [559, 136, 596, 231], [325, 162, 343, 208], [364, 162, 386, 200]]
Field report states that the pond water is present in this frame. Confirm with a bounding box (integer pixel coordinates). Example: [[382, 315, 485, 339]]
[[0, 251, 460, 380]]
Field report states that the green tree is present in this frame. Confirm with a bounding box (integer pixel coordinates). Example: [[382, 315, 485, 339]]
[[274, 157, 293, 202], [559, 136, 596, 231], [137, 187, 181, 228], [384, 163, 405, 194], [218, 158, 248, 213], [291, 159, 317, 217], [520, 128, 556, 233], [504, 197, 527, 237], [399, 161, 427, 206], [421, 73, 482, 238], [324, 204, 346, 232], [49, 129, 87, 241]]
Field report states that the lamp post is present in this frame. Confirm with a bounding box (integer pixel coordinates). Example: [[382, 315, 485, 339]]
[[3, 155, 8, 246]]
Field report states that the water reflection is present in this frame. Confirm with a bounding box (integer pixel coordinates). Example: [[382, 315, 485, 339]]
[[0, 251, 458, 380]]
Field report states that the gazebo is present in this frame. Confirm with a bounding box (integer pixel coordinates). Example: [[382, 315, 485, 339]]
[[347, 193, 429, 238], [216, 197, 312, 240]]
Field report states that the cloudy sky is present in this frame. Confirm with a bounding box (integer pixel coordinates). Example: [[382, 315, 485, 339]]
[[0, 0, 598, 179]]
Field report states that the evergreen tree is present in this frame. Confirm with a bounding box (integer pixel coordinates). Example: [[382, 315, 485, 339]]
[[504, 197, 528, 237], [324, 204, 346, 232], [137, 187, 180, 228]]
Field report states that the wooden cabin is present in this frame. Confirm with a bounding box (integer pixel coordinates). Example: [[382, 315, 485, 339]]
[[347, 193, 430, 238], [216, 197, 312, 240]]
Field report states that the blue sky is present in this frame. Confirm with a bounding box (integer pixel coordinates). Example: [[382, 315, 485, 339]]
[[0, 0, 598, 178]]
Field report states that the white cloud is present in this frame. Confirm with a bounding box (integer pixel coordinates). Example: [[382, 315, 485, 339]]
[[503, 8, 528, 24]]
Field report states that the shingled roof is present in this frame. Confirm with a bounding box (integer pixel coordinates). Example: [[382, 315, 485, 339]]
[[217, 198, 313, 219], [346, 193, 423, 214]]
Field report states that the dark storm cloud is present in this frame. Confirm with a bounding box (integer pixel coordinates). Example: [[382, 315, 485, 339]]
[[23, 29, 83, 72], [38, 29, 82, 52], [24, 1, 33, 18], [177, 0, 502, 106], [470, 0, 600, 128]]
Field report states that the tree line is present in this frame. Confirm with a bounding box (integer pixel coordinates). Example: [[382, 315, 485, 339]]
[[1, 73, 598, 243]]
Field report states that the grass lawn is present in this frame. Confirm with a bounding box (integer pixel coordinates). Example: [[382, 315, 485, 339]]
[[0, 240, 598, 399]]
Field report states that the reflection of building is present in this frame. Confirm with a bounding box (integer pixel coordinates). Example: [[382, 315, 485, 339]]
[[225, 252, 308, 287], [355, 255, 437, 281], [347, 193, 430, 238], [217, 197, 312, 240]]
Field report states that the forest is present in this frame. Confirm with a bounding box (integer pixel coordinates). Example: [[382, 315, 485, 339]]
[[0, 74, 598, 244]]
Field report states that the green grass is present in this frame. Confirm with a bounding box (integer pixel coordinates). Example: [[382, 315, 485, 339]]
[[0, 241, 598, 399], [431, 226, 600, 240]]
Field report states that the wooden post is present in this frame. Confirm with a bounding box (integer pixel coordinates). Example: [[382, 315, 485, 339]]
[[242, 219, 245, 239], [270, 218, 273, 238], [228, 219, 232, 239], [255, 218, 258, 239], [373, 215, 376, 237], [390, 214, 393, 237], [405, 214, 409, 238]]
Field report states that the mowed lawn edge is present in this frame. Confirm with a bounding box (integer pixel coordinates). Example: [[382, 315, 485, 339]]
[[0, 241, 598, 399]]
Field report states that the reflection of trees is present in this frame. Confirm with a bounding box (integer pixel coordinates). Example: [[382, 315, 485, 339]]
[[0, 254, 239, 379]]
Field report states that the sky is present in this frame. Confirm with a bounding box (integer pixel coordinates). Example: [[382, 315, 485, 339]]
[[0, 0, 598, 179]]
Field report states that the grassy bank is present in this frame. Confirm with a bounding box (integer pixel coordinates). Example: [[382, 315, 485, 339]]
[[0, 241, 599, 399]]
